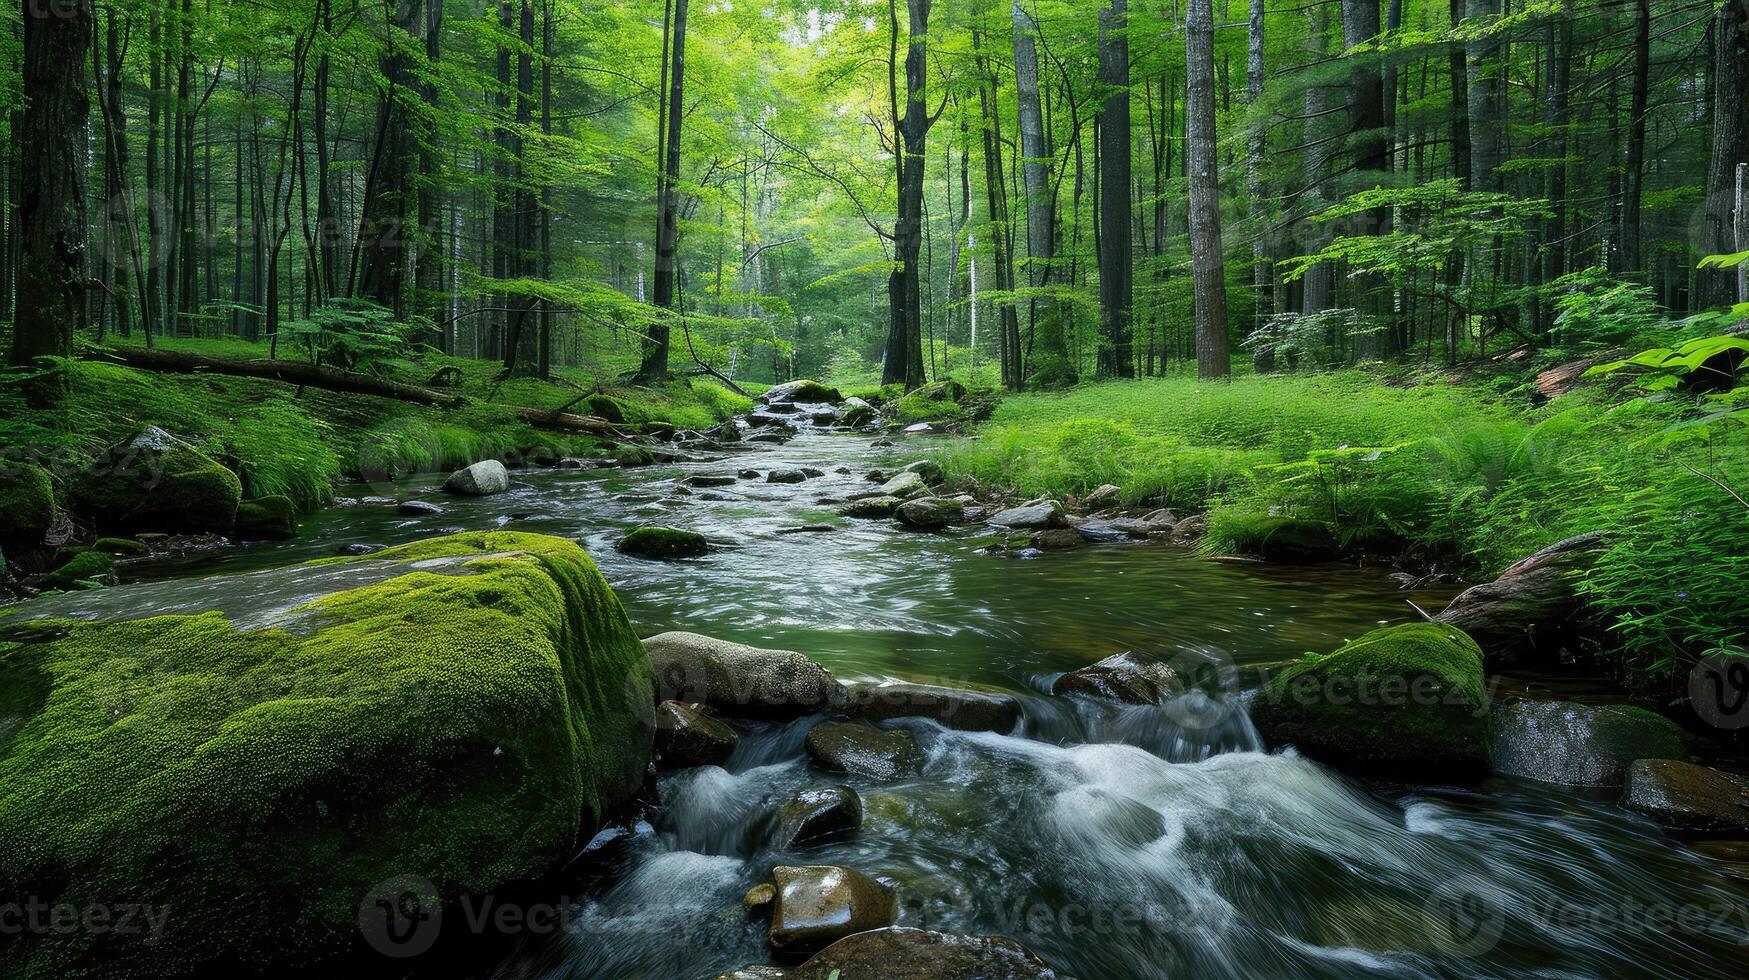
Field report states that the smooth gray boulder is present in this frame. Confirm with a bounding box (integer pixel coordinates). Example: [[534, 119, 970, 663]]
[[845, 681, 1020, 733], [1621, 759, 1749, 831], [443, 460, 511, 496], [1492, 701, 1688, 787], [644, 632, 845, 718], [786, 927, 1065, 979], [990, 500, 1068, 529], [840, 397, 877, 427], [895, 497, 963, 530], [768, 865, 897, 959], [1053, 651, 1184, 705], [804, 721, 917, 780], [761, 380, 844, 405], [397, 500, 443, 516]]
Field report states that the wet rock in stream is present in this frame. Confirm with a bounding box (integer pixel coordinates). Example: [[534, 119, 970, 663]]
[[654, 701, 738, 768], [1052, 651, 1184, 706], [772, 786, 862, 848], [845, 680, 1021, 733], [786, 927, 1067, 979], [894, 496, 964, 530], [804, 720, 918, 780], [1621, 759, 1749, 832], [1491, 700, 1689, 787], [643, 631, 846, 718], [990, 500, 1068, 529], [767, 864, 898, 958], [441, 459, 511, 496]]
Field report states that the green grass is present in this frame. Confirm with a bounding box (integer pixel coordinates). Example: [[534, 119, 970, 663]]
[[939, 370, 1749, 692]]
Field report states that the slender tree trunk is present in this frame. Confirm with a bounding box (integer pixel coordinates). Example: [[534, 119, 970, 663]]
[[882, 0, 932, 390], [145, 9, 163, 337], [1012, 2, 1072, 386], [357, 0, 421, 316], [313, 0, 338, 300], [538, 0, 554, 377], [8, 0, 93, 398], [1246, 0, 1271, 370], [101, 11, 132, 340], [1301, 2, 1333, 315], [1542, 12, 1572, 330], [975, 34, 1022, 389], [1095, 0, 1133, 378], [1186, 0, 1230, 379], [505, 0, 538, 374], [1702, 0, 1747, 307], [1621, 0, 1649, 275], [640, 0, 688, 379], [1344, 0, 1392, 361]]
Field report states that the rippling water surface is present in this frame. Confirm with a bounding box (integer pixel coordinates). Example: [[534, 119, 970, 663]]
[[14, 430, 1747, 979]]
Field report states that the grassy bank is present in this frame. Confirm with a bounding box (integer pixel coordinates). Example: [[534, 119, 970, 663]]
[[0, 338, 751, 515], [938, 367, 1747, 690]]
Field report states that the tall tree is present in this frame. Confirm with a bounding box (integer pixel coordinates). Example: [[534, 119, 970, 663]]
[[9, 0, 94, 400], [1343, 0, 1392, 360], [639, 0, 688, 380], [1701, 0, 1747, 306], [974, 31, 1022, 389], [1186, 0, 1230, 379], [1095, 0, 1133, 378], [1245, 0, 1269, 367], [1620, 0, 1649, 274], [356, 0, 422, 316], [1013, 0, 1073, 386], [881, 0, 935, 389]]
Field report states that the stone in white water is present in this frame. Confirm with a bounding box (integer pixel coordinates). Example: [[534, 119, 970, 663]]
[[442, 459, 511, 496]]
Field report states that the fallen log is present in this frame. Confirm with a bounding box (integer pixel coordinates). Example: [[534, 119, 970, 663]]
[[87, 346, 616, 435]]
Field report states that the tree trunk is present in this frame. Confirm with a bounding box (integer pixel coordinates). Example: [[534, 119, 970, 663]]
[[882, 0, 932, 390], [313, 0, 338, 300], [1621, 0, 1648, 274], [975, 34, 1022, 389], [101, 10, 132, 340], [1301, 2, 1333, 315], [357, 0, 421, 316], [505, 0, 539, 374], [1702, 0, 1747, 307], [145, 9, 163, 338], [8, 0, 93, 397], [1246, 0, 1269, 359], [1186, 0, 1230, 380], [641, 0, 688, 380], [1013, 1, 1073, 386], [1344, 0, 1392, 361], [1095, 0, 1133, 379], [1542, 13, 1572, 330]]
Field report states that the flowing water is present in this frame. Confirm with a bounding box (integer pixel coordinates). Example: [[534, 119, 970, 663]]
[[12, 430, 1748, 979]]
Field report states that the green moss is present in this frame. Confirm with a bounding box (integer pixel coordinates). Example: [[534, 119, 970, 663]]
[[39, 551, 116, 590], [616, 526, 710, 559], [91, 537, 150, 557], [234, 495, 299, 540], [71, 429, 243, 534], [0, 462, 55, 547], [0, 532, 653, 977], [1253, 623, 1491, 776], [614, 445, 656, 467], [1208, 513, 1340, 564]]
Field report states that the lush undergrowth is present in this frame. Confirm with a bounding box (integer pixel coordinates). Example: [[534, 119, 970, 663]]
[[939, 367, 1748, 690], [0, 338, 749, 515]]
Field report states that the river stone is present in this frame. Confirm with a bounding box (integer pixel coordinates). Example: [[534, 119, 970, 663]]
[[335, 543, 386, 556], [747, 412, 800, 430], [990, 500, 1068, 529], [768, 865, 898, 959], [1084, 484, 1123, 510], [765, 402, 802, 415], [895, 497, 963, 530], [761, 379, 845, 405], [615, 445, 657, 468], [1251, 623, 1492, 778], [688, 474, 739, 487], [773, 786, 863, 848], [617, 527, 711, 559], [398, 500, 444, 516], [1108, 516, 1172, 538], [1053, 652, 1185, 706], [838, 496, 901, 519], [1491, 700, 1688, 787], [654, 701, 739, 768], [786, 927, 1065, 979], [1030, 528, 1086, 550], [442, 459, 511, 496], [809, 409, 843, 426], [840, 397, 877, 427], [0, 461, 55, 549], [898, 459, 944, 485], [715, 967, 786, 980], [1434, 532, 1607, 666], [804, 721, 918, 780], [644, 631, 845, 718], [748, 432, 791, 444], [1621, 760, 1749, 831], [767, 468, 809, 484], [845, 681, 1021, 733], [72, 426, 242, 534], [743, 883, 778, 914], [0, 532, 654, 977], [234, 495, 298, 540], [878, 471, 929, 499], [1171, 513, 1210, 543]]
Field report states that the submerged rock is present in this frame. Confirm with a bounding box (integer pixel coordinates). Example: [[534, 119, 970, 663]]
[[1053, 652, 1184, 706], [442, 459, 511, 496], [334, 543, 386, 556], [72, 426, 242, 534], [990, 500, 1068, 529], [1491, 700, 1688, 787], [1250, 623, 1492, 778], [0, 532, 654, 977], [643, 631, 845, 718], [837, 497, 901, 519], [234, 495, 298, 540], [766, 468, 809, 484], [654, 700, 739, 767], [1030, 528, 1086, 551], [398, 499, 444, 516], [615, 445, 658, 467], [767, 865, 898, 959], [804, 720, 918, 780], [617, 527, 711, 559], [845, 680, 1021, 733], [894, 496, 963, 530], [688, 474, 739, 488], [1621, 760, 1749, 831], [786, 927, 1065, 979], [773, 786, 863, 848], [1433, 532, 1607, 666], [747, 412, 801, 431]]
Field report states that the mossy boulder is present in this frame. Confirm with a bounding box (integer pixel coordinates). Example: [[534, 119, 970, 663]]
[[1219, 514, 1339, 564], [617, 526, 711, 559], [92, 537, 150, 557], [234, 495, 299, 540], [1251, 623, 1492, 778], [761, 380, 844, 405], [0, 531, 654, 977], [0, 461, 56, 548], [35, 550, 117, 590], [71, 426, 242, 535]]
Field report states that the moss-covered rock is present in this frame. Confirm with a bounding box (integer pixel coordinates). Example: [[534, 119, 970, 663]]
[[1217, 513, 1340, 564], [0, 531, 654, 977], [234, 495, 299, 540], [760, 380, 844, 405], [71, 426, 242, 534], [35, 550, 117, 590], [92, 537, 150, 557], [1251, 623, 1492, 778], [617, 526, 710, 559], [0, 461, 56, 548]]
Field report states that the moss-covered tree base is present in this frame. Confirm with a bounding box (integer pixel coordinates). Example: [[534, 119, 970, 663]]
[[0, 531, 654, 978]]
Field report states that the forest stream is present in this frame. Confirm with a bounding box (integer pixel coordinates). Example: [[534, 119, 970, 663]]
[[15, 428, 1749, 979]]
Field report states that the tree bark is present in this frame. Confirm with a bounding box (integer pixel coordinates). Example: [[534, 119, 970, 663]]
[[1186, 0, 1230, 379], [1621, 0, 1649, 274], [881, 0, 932, 390], [357, 0, 422, 316], [1702, 0, 1747, 307], [975, 33, 1022, 389], [1300, 2, 1333, 315], [1464, 0, 1502, 195], [1246, 0, 1270, 364], [640, 0, 688, 380], [1012, 1, 1073, 386], [8, 0, 93, 398], [1095, 0, 1133, 379], [1343, 0, 1392, 361]]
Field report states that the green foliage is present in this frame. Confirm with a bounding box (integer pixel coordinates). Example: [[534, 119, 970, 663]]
[[0, 533, 652, 977], [1550, 268, 1668, 349], [277, 299, 425, 375], [0, 461, 55, 546], [1585, 335, 1749, 393]]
